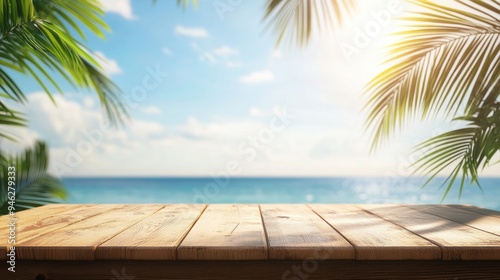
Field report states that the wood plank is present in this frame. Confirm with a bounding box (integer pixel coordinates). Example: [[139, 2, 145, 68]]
[[261, 204, 354, 260], [310, 204, 441, 260], [177, 204, 267, 260], [362, 204, 500, 260], [96, 204, 206, 260], [408, 205, 500, 237], [0, 204, 83, 261], [16, 204, 162, 260], [452, 204, 500, 218]]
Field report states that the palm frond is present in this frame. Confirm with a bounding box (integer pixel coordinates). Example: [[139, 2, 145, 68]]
[[0, 0, 127, 130], [262, 0, 356, 47], [175, 0, 198, 9], [0, 140, 67, 215], [365, 0, 500, 150], [413, 103, 499, 200], [0, 102, 26, 141]]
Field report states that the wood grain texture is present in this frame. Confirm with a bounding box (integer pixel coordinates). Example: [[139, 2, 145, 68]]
[[0, 204, 89, 261], [452, 204, 500, 218], [310, 204, 441, 260], [16, 205, 162, 260], [408, 205, 500, 237], [96, 204, 206, 260], [177, 204, 267, 260], [260, 204, 354, 260], [361, 204, 500, 260]]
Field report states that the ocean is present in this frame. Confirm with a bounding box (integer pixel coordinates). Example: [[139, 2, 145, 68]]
[[61, 177, 500, 211]]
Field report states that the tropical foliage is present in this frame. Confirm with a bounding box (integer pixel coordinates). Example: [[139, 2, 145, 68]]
[[0, 0, 127, 212], [262, 0, 356, 47], [364, 0, 499, 198], [264, 0, 499, 198], [0, 141, 67, 215]]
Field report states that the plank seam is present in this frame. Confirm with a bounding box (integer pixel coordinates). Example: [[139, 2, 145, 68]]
[[357, 205, 445, 260], [92, 205, 166, 258], [258, 205, 270, 260], [306, 204, 358, 258], [407, 205, 500, 238], [175, 204, 208, 260], [451, 204, 500, 218], [14, 204, 118, 246]]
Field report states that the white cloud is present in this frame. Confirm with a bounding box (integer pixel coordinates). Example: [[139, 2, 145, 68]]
[[94, 51, 122, 76], [142, 105, 162, 115], [83, 97, 95, 108], [249, 107, 263, 117], [99, 0, 135, 20], [175, 25, 208, 38], [239, 70, 275, 84], [213, 45, 239, 57], [162, 47, 172, 56], [272, 49, 282, 58]]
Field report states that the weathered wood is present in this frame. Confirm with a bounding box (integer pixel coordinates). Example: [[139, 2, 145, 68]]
[[362, 204, 500, 260], [408, 204, 500, 237], [3, 202, 500, 276], [260, 204, 354, 260], [0, 204, 94, 261], [177, 204, 267, 260], [16, 205, 162, 260], [310, 204, 441, 260], [452, 204, 500, 218], [96, 204, 206, 260], [4, 260, 500, 280]]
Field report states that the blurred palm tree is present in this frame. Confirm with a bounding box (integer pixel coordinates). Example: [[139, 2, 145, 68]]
[[0, 141, 67, 214], [264, 0, 499, 198], [364, 0, 499, 198], [0, 0, 128, 213], [263, 0, 356, 47]]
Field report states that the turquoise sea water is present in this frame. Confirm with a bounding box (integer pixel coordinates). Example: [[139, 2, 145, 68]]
[[62, 177, 500, 210]]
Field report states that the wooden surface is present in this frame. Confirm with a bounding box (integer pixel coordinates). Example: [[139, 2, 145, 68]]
[[1, 204, 500, 262], [310, 204, 441, 260], [260, 204, 354, 259], [177, 204, 268, 260], [361, 204, 500, 260]]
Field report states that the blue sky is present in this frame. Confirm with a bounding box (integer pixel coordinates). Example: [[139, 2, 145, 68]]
[[5, 0, 499, 177]]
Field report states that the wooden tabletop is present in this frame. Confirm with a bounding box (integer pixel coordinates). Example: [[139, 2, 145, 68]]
[[1, 204, 499, 261]]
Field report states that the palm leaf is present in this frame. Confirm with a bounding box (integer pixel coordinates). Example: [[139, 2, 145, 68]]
[[364, 0, 499, 198], [0, 0, 127, 131], [0, 102, 26, 141], [262, 0, 356, 47], [0, 140, 67, 215], [413, 104, 499, 200], [365, 0, 500, 150]]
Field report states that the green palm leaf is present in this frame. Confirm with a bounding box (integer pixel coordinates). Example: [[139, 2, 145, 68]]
[[365, 0, 500, 149], [0, 0, 128, 128], [0, 102, 26, 141], [0, 140, 67, 215], [262, 0, 356, 47], [365, 0, 499, 198]]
